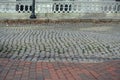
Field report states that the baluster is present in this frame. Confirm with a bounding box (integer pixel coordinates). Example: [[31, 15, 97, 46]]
[[117, 3, 120, 12], [77, 3, 79, 13], [114, 3, 117, 13], [76, 4, 79, 13], [112, 3, 114, 13], [53, 3, 55, 13], [18, 3, 21, 13], [67, 4, 69, 13], [62, 3, 64, 13], [50, 4, 52, 13], [53, 3, 56, 13], [23, 4, 25, 13], [58, 3, 60, 13]]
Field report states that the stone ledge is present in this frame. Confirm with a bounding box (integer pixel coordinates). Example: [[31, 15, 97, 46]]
[[0, 19, 120, 24]]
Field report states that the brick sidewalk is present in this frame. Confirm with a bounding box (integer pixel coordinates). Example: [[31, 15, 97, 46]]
[[0, 58, 119, 80]]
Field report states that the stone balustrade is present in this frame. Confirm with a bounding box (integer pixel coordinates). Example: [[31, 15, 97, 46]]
[[0, 1, 120, 13]]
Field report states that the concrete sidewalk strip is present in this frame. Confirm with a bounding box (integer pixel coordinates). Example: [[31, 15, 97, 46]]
[[0, 58, 119, 80]]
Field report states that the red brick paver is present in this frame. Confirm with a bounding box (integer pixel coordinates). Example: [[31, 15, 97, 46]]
[[0, 58, 120, 80]]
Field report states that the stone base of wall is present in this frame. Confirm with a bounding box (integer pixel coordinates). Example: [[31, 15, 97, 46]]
[[0, 13, 31, 20], [0, 13, 120, 20], [0, 13, 120, 24]]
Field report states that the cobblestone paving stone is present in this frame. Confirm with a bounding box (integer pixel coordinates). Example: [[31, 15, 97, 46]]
[[0, 23, 120, 62], [0, 58, 119, 80]]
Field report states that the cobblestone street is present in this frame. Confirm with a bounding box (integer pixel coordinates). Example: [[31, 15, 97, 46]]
[[0, 23, 120, 63]]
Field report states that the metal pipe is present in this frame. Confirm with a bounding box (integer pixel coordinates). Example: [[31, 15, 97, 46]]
[[30, 0, 36, 19]]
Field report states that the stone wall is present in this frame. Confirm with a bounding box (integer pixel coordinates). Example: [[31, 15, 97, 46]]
[[0, 0, 120, 20], [0, 13, 120, 20]]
